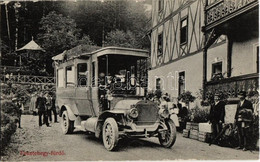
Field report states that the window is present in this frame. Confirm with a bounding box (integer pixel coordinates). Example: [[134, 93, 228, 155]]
[[158, 0, 163, 12], [180, 17, 188, 45], [66, 66, 75, 87], [57, 68, 64, 88], [77, 63, 88, 87], [212, 62, 222, 75], [178, 72, 185, 96], [92, 62, 95, 86], [158, 33, 163, 56], [211, 62, 223, 80]]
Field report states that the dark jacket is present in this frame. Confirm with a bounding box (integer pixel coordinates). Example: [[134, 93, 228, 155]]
[[209, 100, 226, 123], [178, 103, 188, 119], [51, 97, 56, 109], [36, 97, 47, 111], [235, 99, 253, 121]]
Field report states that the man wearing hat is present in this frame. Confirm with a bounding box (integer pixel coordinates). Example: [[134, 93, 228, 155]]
[[209, 93, 226, 140], [234, 91, 253, 151], [36, 91, 50, 127]]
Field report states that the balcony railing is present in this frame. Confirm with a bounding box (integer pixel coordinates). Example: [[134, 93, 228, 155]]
[[205, 0, 258, 29], [205, 73, 258, 98]]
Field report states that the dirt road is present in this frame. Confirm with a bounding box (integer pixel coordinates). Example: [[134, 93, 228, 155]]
[[3, 115, 259, 161]]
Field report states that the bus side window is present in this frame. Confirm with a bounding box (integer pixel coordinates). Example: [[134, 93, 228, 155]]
[[78, 63, 88, 87], [66, 66, 75, 87], [57, 68, 64, 88]]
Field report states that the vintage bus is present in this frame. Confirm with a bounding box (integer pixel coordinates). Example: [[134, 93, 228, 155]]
[[52, 46, 177, 151]]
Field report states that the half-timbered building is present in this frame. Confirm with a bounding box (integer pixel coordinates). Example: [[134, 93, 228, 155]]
[[148, 0, 258, 105]]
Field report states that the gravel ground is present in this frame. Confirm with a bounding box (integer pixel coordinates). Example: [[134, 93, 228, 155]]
[[1, 115, 259, 161]]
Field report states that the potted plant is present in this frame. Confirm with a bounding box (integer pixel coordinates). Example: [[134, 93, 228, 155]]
[[186, 105, 211, 140], [178, 91, 196, 109], [199, 89, 229, 106]]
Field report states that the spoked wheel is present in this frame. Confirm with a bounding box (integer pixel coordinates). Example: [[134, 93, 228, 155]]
[[158, 119, 177, 148], [102, 118, 119, 151], [61, 110, 74, 134]]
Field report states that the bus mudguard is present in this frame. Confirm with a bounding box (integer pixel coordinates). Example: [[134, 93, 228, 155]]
[[60, 105, 77, 121]]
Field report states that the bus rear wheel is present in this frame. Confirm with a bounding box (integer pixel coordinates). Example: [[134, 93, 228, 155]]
[[61, 110, 74, 134]]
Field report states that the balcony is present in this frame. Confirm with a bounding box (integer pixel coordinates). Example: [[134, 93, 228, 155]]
[[205, 0, 258, 31], [205, 73, 258, 99]]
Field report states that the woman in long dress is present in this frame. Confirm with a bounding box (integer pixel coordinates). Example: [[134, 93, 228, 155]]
[[29, 93, 37, 115]]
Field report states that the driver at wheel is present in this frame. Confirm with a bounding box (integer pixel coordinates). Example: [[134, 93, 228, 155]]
[[106, 90, 113, 110], [99, 95, 108, 112]]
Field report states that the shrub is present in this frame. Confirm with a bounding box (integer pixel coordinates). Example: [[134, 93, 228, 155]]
[[0, 101, 19, 155], [199, 89, 229, 106], [178, 91, 196, 104], [1, 101, 20, 117], [1, 122, 17, 149], [189, 105, 210, 123]]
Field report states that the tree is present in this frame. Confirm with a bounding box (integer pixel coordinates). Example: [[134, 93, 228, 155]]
[[37, 11, 93, 74], [38, 11, 80, 56], [1, 1, 151, 74], [58, 1, 150, 48], [104, 29, 138, 48], [78, 34, 95, 46]]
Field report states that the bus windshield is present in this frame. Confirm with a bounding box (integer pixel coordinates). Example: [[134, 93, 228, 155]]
[[98, 54, 148, 96]]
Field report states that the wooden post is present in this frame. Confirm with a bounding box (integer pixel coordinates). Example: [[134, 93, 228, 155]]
[[106, 55, 108, 77], [227, 35, 233, 78], [203, 40, 208, 100], [95, 59, 98, 87], [202, 0, 208, 100]]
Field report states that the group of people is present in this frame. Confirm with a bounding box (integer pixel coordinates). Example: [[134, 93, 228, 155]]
[[148, 92, 189, 125], [32, 91, 58, 127], [11, 90, 58, 128], [147, 90, 255, 151], [209, 91, 254, 151]]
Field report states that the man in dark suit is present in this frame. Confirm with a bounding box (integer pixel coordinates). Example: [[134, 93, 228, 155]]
[[36, 91, 50, 127], [209, 93, 226, 140], [234, 91, 253, 151], [50, 93, 58, 123]]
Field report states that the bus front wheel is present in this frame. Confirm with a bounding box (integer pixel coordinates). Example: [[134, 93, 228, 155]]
[[102, 118, 119, 151]]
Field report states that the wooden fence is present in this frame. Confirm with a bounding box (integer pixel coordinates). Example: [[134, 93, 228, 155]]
[[1, 75, 55, 85]]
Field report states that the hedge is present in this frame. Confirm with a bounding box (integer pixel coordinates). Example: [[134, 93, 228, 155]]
[[1, 101, 19, 154]]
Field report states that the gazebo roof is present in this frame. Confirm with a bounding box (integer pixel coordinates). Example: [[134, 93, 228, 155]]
[[17, 38, 45, 52]]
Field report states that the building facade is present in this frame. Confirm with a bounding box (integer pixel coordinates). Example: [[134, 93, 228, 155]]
[[148, 0, 258, 105]]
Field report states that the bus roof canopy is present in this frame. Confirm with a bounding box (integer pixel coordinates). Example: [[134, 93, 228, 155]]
[[52, 45, 149, 61]]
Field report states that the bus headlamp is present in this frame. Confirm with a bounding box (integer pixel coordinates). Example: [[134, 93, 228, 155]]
[[128, 107, 139, 119]]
